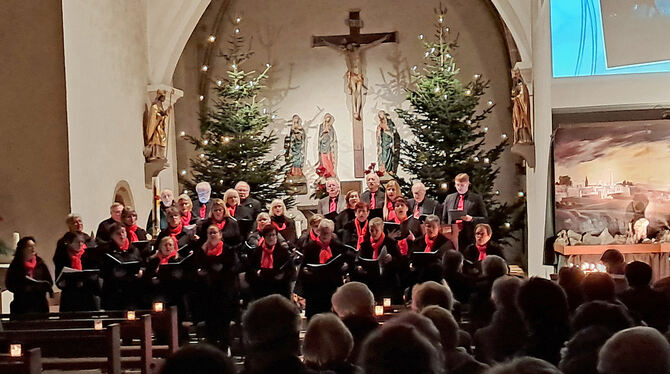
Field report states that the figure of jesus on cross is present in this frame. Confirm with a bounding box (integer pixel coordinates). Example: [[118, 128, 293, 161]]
[[313, 10, 396, 177]]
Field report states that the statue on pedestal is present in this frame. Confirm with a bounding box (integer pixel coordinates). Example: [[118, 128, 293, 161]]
[[143, 90, 173, 161], [511, 68, 532, 145], [285, 114, 308, 194], [376, 110, 400, 176], [317, 113, 338, 178]]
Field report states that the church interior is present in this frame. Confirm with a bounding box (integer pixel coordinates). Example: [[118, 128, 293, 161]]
[[2, 0, 670, 373]]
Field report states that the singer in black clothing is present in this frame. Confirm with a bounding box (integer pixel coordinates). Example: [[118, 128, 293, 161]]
[[246, 226, 297, 299], [441, 173, 488, 250], [6, 236, 53, 315]]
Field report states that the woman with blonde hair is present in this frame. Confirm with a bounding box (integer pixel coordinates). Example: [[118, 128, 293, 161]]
[[268, 199, 297, 244], [383, 180, 402, 222], [176, 194, 197, 226], [303, 313, 359, 374], [196, 198, 241, 247]]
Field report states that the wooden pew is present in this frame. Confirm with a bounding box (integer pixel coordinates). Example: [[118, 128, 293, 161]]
[[3, 315, 152, 374], [0, 347, 41, 374], [0, 324, 121, 374], [2, 305, 179, 356]]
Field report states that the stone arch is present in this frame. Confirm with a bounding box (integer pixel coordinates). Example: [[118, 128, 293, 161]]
[[489, 0, 531, 67], [113, 180, 135, 209]]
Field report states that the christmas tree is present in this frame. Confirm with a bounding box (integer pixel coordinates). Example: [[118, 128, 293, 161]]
[[396, 5, 523, 244], [183, 22, 291, 206]]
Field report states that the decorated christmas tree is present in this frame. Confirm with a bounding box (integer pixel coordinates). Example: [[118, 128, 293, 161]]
[[397, 5, 523, 244], [183, 23, 291, 206]]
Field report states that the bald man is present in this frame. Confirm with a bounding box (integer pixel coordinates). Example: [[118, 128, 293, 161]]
[[360, 173, 385, 219], [407, 181, 439, 218], [146, 189, 174, 233]]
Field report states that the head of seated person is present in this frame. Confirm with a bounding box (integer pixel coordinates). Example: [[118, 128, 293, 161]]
[[581, 272, 616, 302], [411, 281, 454, 312], [160, 343, 235, 374], [492, 275, 524, 310], [570, 300, 635, 337], [242, 294, 301, 360], [624, 260, 653, 288], [481, 255, 508, 279], [517, 277, 570, 333], [420, 305, 459, 351], [559, 326, 614, 374], [444, 250, 464, 275], [303, 313, 354, 371], [331, 281, 375, 319], [600, 249, 625, 275], [360, 323, 443, 374], [487, 356, 562, 374], [598, 326, 670, 374]]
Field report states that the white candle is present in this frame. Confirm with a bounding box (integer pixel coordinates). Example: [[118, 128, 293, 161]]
[[10, 344, 21, 357], [94, 319, 103, 330], [126, 310, 136, 320], [375, 305, 384, 316], [153, 302, 164, 312]]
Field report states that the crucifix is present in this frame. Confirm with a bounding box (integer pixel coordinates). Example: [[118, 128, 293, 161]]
[[313, 10, 397, 178]]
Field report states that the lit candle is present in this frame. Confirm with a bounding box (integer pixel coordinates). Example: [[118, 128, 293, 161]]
[[375, 305, 384, 316], [94, 319, 103, 330], [153, 302, 164, 313], [127, 310, 136, 320], [10, 344, 21, 357], [383, 298, 391, 308]]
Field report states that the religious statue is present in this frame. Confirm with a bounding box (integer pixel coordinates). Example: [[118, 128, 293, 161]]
[[511, 68, 533, 144], [284, 114, 309, 194], [317, 113, 338, 178], [376, 110, 400, 176], [143, 90, 173, 161], [319, 34, 390, 120]]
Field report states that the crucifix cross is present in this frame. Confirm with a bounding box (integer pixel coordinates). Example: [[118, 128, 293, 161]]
[[313, 10, 397, 178]]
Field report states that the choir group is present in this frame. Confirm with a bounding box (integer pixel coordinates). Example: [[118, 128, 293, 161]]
[[5, 173, 504, 348]]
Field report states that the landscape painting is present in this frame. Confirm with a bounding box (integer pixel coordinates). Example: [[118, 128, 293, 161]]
[[554, 120, 670, 238]]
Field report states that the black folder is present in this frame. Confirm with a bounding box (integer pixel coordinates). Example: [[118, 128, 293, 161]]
[[369, 208, 383, 219], [410, 251, 440, 269], [356, 248, 387, 277], [237, 218, 255, 236], [447, 209, 465, 224], [55, 268, 100, 289], [305, 254, 345, 275], [104, 253, 141, 277], [157, 252, 193, 281], [324, 211, 339, 221], [384, 222, 401, 233]]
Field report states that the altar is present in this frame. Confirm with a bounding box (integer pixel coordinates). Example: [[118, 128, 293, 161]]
[[555, 243, 670, 282]]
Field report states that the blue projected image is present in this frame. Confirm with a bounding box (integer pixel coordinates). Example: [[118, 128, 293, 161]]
[[551, 0, 670, 78]]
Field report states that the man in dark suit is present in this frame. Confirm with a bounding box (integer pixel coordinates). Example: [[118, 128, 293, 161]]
[[236, 181, 262, 219], [317, 177, 346, 218], [407, 181, 439, 218], [96, 202, 124, 243], [441, 173, 488, 251], [360, 172, 385, 218]]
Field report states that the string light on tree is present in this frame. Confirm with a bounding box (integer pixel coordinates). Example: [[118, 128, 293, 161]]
[[208, 35, 216, 43], [203, 140, 209, 145], [199, 95, 204, 101], [180, 131, 186, 137], [235, 17, 241, 23], [517, 191, 525, 197], [487, 100, 494, 106], [474, 74, 481, 79], [484, 126, 488, 132], [501, 133, 508, 140], [201, 65, 208, 72], [234, 28, 240, 34], [418, 34, 424, 40], [180, 170, 187, 175], [216, 80, 223, 86]]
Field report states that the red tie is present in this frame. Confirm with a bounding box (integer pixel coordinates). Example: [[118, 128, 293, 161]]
[[413, 202, 420, 218], [199, 204, 207, 219], [456, 195, 465, 229], [329, 198, 337, 213], [370, 193, 376, 209]]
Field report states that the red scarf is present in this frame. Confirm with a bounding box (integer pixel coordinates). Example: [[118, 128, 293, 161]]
[[180, 211, 192, 226], [24, 256, 37, 277], [316, 237, 333, 264], [424, 234, 436, 253], [354, 219, 368, 250], [159, 250, 177, 265], [394, 216, 409, 255], [272, 220, 286, 231], [309, 229, 318, 242], [69, 244, 86, 270], [227, 205, 237, 218], [168, 223, 183, 248], [126, 224, 139, 243], [204, 241, 223, 257], [214, 219, 226, 231], [386, 201, 397, 221], [371, 233, 385, 259], [260, 241, 275, 269], [476, 244, 488, 261], [199, 204, 207, 219]]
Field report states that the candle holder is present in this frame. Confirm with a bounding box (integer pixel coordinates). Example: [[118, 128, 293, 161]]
[[375, 305, 384, 316], [10, 344, 21, 357], [383, 298, 391, 308], [153, 302, 164, 312], [126, 310, 136, 320], [94, 319, 103, 330]]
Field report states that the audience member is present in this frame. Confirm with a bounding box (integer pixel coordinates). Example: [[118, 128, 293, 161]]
[[485, 357, 562, 374], [303, 313, 360, 374], [516, 277, 569, 365], [331, 282, 379, 362], [570, 300, 635, 337], [581, 272, 617, 303], [160, 344, 236, 374], [597, 326, 670, 374], [558, 266, 586, 313], [241, 295, 316, 374], [474, 276, 527, 365], [600, 249, 628, 293], [422, 306, 488, 374], [618, 260, 670, 332], [559, 326, 613, 374], [444, 250, 473, 304], [411, 280, 454, 312], [469, 255, 508, 331]]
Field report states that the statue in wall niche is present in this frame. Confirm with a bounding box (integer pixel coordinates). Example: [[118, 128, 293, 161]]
[[284, 114, 308, 194], [317, 113, 338, 178], [511, 68, 533, 144], [143, 89, 173, 161], [376, 110, 400, 176]]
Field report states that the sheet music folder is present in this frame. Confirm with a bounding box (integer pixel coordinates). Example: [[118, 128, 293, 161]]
[[55, 267, 100, 288]]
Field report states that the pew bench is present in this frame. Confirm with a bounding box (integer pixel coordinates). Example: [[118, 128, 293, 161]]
[[0, 324, 121, 374], [0, 347, 41, 374]]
